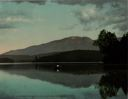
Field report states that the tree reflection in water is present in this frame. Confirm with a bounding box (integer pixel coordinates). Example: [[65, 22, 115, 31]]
[[99, 71, 127, 99]]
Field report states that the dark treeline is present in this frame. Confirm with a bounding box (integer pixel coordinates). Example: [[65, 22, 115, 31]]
[[34, 50, 102, 62], [0, 58, 14, 63], [95, 30, 128, 99], [33, 50, 103, 72], [94, 29, 128, 69]]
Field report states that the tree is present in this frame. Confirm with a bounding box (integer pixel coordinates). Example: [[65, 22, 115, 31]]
[[94, 29, 119, 64], [95, 30, 128, 98], [119, 32, 128, 64]]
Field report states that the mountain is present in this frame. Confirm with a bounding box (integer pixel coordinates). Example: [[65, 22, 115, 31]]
[[3, 36, 99, 56]]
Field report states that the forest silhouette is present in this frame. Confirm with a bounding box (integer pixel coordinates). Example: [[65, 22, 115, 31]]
[[95, 29, 128, 99], [94, 29, 128, 69]]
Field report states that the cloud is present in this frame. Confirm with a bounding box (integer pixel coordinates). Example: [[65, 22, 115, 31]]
[[0, 0, 47, 5], [74, 2, 127, 32], [0, 0, 127, 7], [0, 16, 30, 29], [0, 24, 14, 29], [52, 0, 127, 32], [0, 0, 127, 32], [0, 7, 31, 29], [0, 0, 127, 6], [113, 21, 128, 32], [60, 24, 78, 30], [0, 2, 33, 29], [52, 0, 127, 6], [52, 0, 85, 5], [0, 16, 30, 23]]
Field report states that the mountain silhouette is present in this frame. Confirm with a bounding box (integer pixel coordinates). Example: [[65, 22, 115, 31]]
[[3, 36, 99, 56]]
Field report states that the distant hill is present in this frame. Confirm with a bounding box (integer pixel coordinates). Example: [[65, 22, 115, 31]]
[[36, 50, 102, 62], [3, 36, 99, 56]]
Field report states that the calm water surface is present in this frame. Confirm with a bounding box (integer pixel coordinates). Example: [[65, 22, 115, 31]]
[[0, 64, 126, 99]]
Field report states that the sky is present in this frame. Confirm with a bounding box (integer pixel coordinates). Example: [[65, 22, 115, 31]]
[[0, 0, 127, 54]]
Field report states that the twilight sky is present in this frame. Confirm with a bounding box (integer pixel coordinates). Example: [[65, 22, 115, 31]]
[[0, 0, 127, 54]]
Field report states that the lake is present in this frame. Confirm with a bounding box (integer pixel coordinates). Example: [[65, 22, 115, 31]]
[[0, 64, 127, 99]]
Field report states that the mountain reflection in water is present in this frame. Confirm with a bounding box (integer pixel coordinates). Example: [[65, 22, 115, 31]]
[[0, 65, 127, 99]]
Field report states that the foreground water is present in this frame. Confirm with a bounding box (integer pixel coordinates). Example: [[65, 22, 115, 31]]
[[0, 69, 127, 99]]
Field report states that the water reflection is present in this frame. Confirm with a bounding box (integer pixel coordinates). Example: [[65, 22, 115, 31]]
[[0, 65, 127, 99], [99, 71, 127, 99], [0, 70, 100, 99]]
